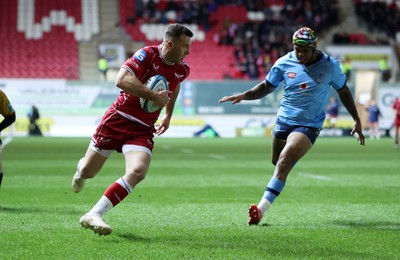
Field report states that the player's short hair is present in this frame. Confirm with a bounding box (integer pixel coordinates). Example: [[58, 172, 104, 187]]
[[164, 23, 193, 42]]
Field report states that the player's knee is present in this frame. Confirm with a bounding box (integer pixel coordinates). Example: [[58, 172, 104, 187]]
[[126, 167, 147, 184]]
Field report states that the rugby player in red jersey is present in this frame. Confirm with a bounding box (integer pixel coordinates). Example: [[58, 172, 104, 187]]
[[72, 23, 193, 235], [392, 97, 400, 149]]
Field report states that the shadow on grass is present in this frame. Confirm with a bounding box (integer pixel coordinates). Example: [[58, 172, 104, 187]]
[[0, 206, 81, 215], [112, 228, 372, 259], [332, 220, 400, 230], [116, 232, 152, 242]]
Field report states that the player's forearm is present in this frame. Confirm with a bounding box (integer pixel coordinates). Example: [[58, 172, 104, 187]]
[[338, 87, 361, 122], [0, 113, 16, 132], [164, 86, 180, 117], [116, 69, 157, 100], [243, 81, 274, 100]]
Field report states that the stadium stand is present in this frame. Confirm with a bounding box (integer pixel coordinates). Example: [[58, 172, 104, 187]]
[[0, 0, 398, 81], [0, 0, 99, 80], [118, 0, 239, 80], [354, 0, 400, 41]]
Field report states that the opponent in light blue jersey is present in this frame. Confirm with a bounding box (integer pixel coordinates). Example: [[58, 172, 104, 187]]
[[220, 27, 365, 226], [267, 50, 345, 128]]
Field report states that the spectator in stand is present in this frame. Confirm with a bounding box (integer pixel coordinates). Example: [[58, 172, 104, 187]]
[[366, 99, 382, 139], [145, 0, 157, 22], [379, 56, 391, 82], [341, 56, 353, 81], [98, 56, 109, 81], [326, 97, 339, 128], [357, 0, 400, 39], [27, 105, 42, 136]]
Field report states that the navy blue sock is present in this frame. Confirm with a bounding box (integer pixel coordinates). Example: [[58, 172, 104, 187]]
[[263, 177, 285, 203]]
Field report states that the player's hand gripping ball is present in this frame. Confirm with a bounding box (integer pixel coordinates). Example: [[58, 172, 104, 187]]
[[140, 75, 169, 113]]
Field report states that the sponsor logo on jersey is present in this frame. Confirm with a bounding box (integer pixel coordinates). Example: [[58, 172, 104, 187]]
[[288, 72, 297, 78], [153, 63, 160, 71], [129, 59, 139, 68], [174, 72, 184, 79], [133, 49, 146, 63]]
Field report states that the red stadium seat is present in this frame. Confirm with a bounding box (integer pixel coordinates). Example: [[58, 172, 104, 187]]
[[0, 0, 79, 79]]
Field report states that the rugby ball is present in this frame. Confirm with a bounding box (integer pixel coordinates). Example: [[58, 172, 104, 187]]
[[140, 75, 169, 113]]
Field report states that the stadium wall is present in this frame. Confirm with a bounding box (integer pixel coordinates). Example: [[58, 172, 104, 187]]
[[1, 79, 399, 138]]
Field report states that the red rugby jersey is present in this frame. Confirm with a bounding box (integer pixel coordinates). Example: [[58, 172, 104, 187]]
[[113, 45, 190, 126], [393, 98, 400, 117]]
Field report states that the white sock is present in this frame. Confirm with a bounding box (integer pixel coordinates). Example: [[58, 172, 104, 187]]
[[257, 197, 272, 216], [88, 196, 113, 217]]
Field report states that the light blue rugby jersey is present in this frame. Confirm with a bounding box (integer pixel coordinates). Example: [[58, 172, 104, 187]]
[[266, 51, 346, 128]]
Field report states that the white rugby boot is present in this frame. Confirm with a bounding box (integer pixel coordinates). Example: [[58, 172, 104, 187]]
[[79, 214, 112, 236]]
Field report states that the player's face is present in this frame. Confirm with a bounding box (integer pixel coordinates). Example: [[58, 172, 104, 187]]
[[294, 45, 315, 65], [169, 35, 191, 63]]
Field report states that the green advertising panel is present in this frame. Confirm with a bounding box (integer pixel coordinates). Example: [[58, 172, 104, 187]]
[[180, 81, 282, 115]]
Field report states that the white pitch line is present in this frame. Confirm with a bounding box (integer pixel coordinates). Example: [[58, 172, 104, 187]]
[[299, 172, 332, 181], [208, 154, 226, 160]]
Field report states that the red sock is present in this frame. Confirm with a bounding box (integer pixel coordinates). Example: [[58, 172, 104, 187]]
[[103, 182, 129, 207]]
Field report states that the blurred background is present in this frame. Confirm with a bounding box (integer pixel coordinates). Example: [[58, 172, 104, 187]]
[[1, 0, 399, 138]]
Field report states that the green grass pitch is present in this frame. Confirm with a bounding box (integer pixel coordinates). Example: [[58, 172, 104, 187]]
[[1, 136, 399, 259]]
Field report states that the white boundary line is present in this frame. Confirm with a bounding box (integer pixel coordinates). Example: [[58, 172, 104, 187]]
[[299, 172, 333, 181], [208, 154, 226, 160]]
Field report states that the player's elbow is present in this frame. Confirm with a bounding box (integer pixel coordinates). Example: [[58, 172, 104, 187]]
[[115, 77, 124, 89], [115, 78, 130, 92]]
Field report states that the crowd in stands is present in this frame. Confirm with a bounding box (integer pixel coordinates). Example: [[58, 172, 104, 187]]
[[354, 0, 400, 40], [125, 0, 400, 80], [213, 0, 340, 79], [333, 0, 399, 45], [127, 0, 217, 31], [128, 0, 340, 80]]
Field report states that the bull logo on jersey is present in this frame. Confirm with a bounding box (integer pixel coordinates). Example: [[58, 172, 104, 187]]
[[300, 83, 308, 89]]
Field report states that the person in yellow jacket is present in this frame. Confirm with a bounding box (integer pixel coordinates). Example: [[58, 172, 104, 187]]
[[341, 56, 353, 81], [98, 56, 109, 81], [379, 56, 391, 82]]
